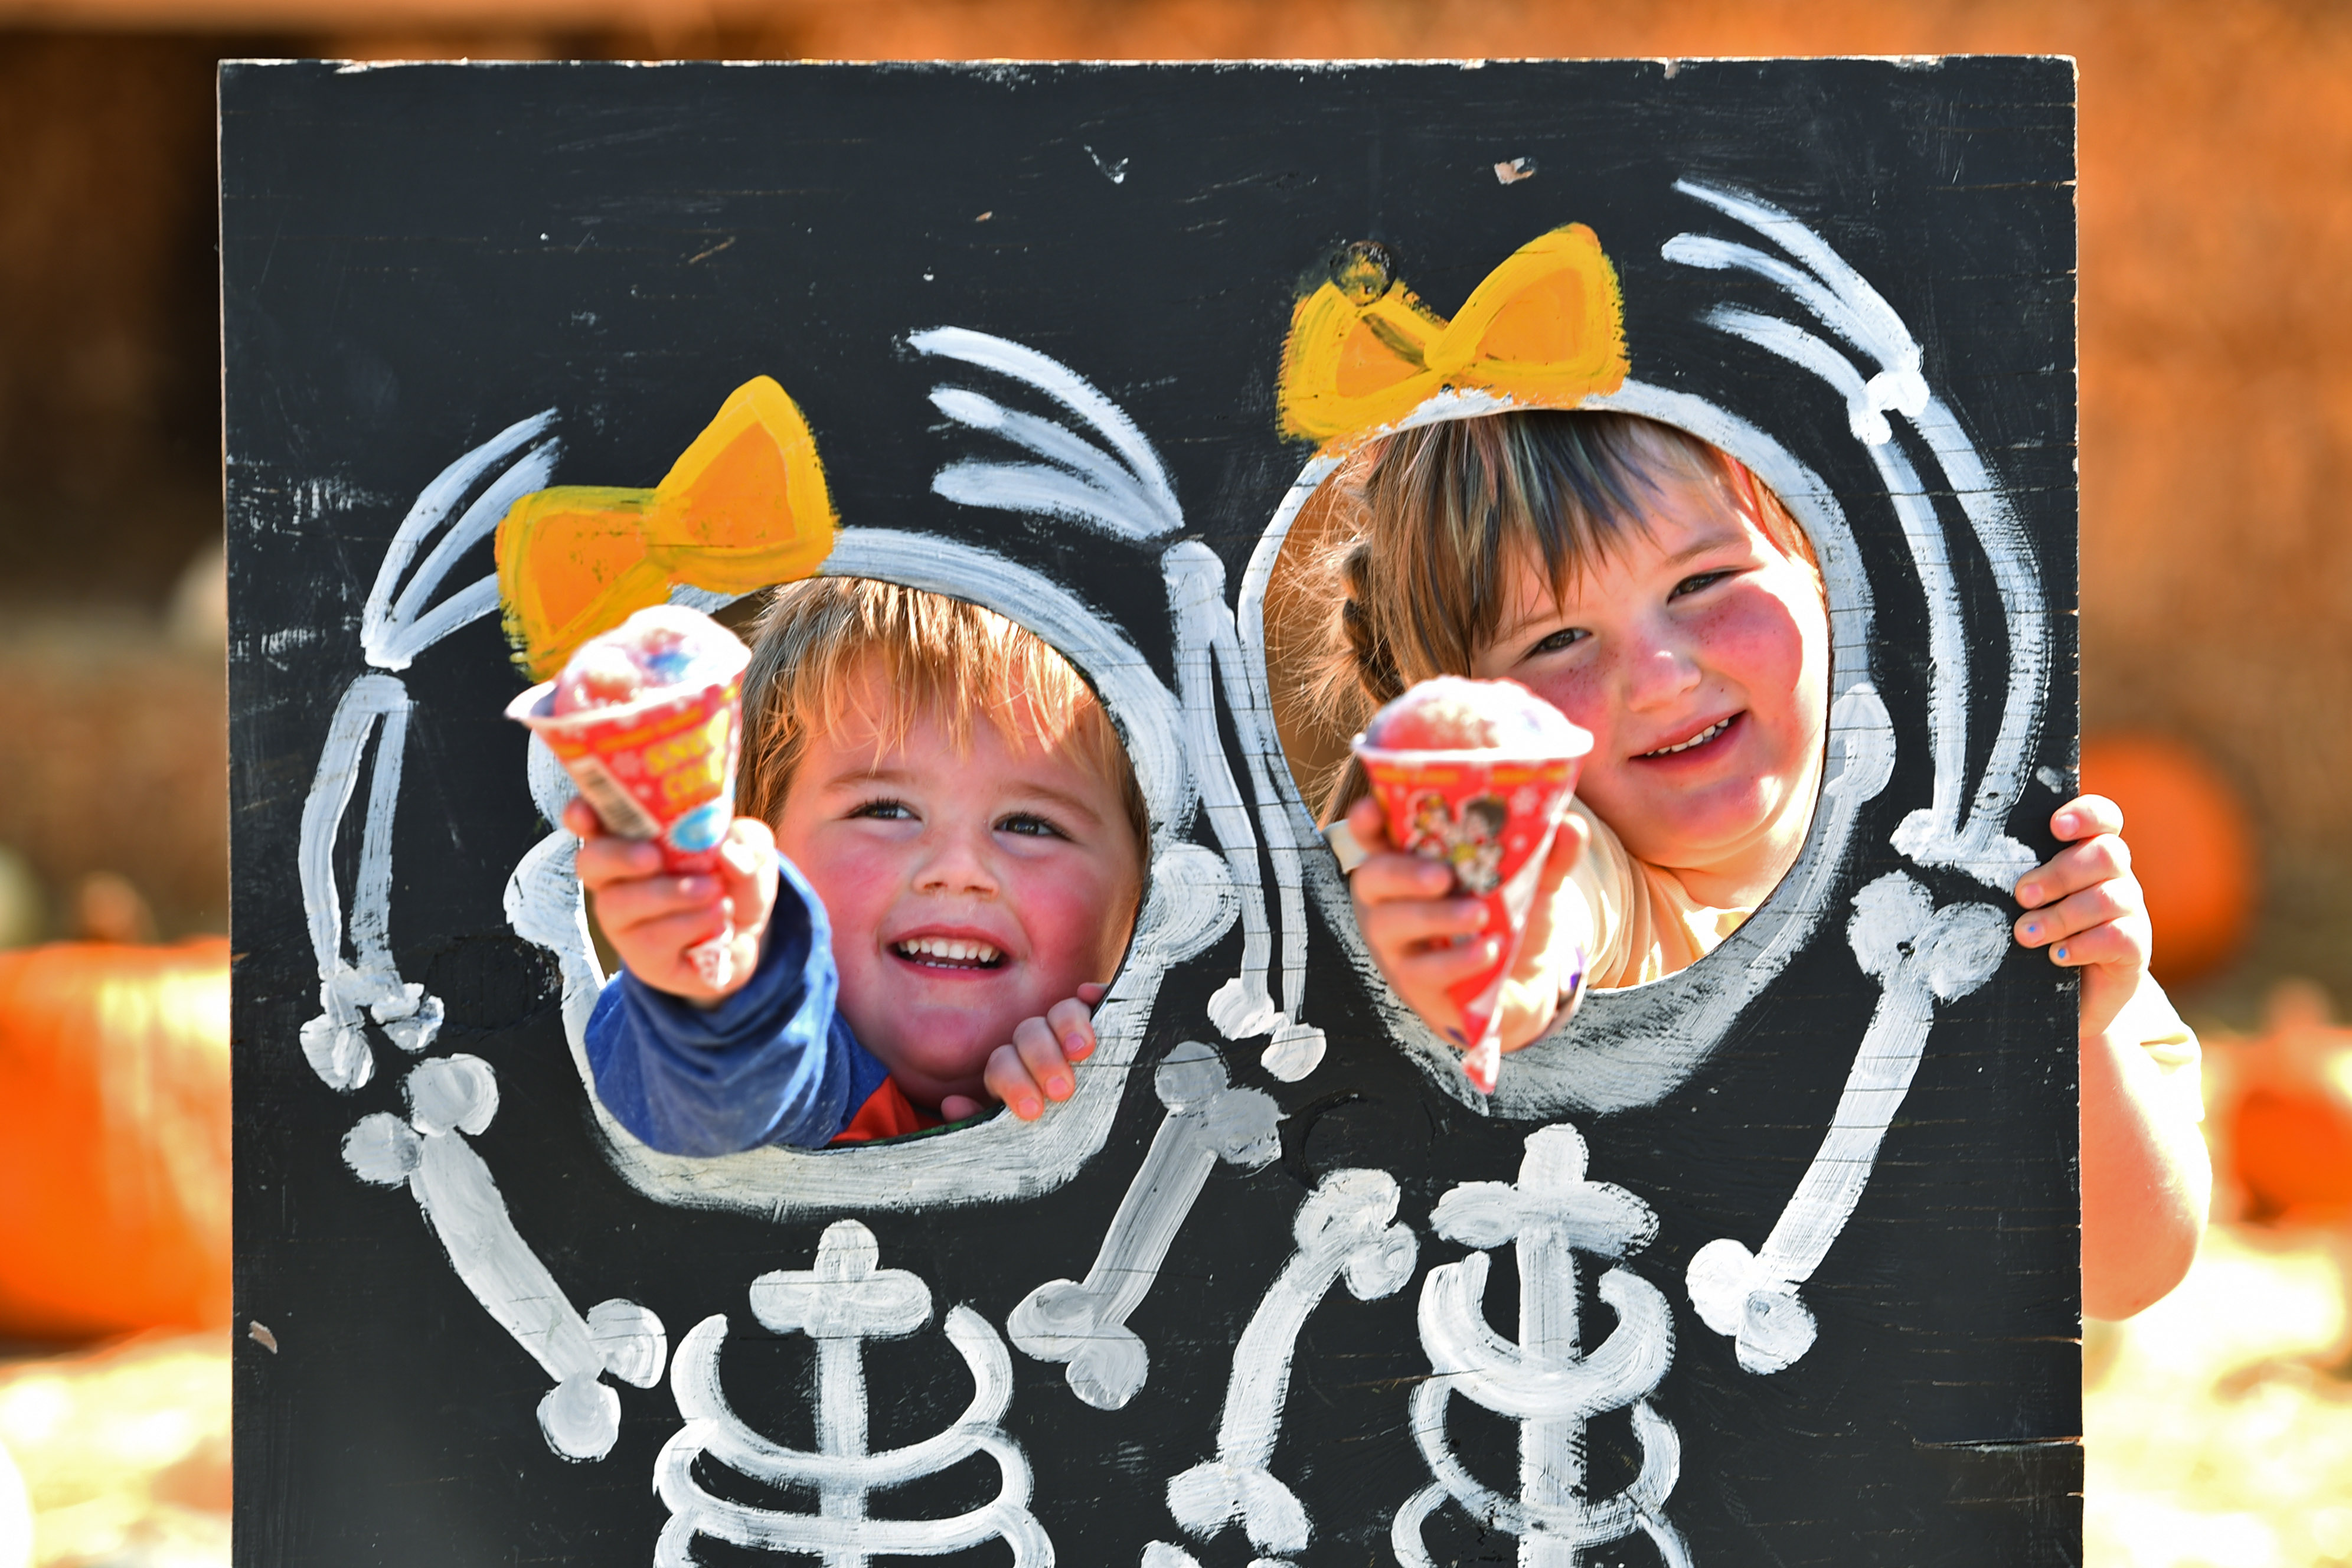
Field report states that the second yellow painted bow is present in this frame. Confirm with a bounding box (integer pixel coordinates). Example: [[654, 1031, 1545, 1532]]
[[1277, 224, 1631, 448]]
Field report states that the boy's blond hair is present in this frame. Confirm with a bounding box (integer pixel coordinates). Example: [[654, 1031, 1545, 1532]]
[[737, 577, 1149, 855], [1315, 410, 1819, 818]]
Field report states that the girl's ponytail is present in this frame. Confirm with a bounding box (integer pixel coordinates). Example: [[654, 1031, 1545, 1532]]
[[1335, 537, 1405, 708]]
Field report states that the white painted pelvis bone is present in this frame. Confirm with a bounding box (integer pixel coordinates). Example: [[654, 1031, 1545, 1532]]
[[1009, 1040, 1281, 1409]]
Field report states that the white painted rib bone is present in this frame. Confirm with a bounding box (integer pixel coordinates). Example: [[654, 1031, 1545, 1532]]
[[1405, 1381, 1684, 1549], [669, 1308, 1013, 1489], [654, 1430, 1049, 1566], [1421, 1253, 1672, 1419], [361, 408, 556, 670], [659, 1223, 1048, 1567]]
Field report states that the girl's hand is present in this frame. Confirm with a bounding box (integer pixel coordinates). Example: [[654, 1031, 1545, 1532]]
[[1344, 795, 1590, 1056], [946, 982, 1108, 1122], [2012, 794, 2150, 1042], [567, 798, 778, 1005]]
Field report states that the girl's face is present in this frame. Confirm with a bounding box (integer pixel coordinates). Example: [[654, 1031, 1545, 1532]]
[[771, 662, 1143, 1110], [1470, 470, 1830, 906]]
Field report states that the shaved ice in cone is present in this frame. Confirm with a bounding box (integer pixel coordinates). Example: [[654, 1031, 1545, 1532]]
[[507, 604, 752, 988], [1353, 676, 1592, 1093]]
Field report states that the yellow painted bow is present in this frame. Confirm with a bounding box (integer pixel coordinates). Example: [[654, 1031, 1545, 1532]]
[[495, 376, 838, 679], [1277, 224, 1631, 448]]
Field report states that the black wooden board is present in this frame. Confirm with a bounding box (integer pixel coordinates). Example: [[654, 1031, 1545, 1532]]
[[226, 58, 2081, 1567]]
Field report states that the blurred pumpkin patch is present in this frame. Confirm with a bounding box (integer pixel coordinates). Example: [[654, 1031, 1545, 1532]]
[[2078, 733, 2259, 987], [0, 940, 228, 1340], [2220, 981, 2352, 1230]]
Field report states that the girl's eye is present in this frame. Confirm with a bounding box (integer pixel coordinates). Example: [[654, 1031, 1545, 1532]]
[[850, 798, 914, 821], [997, 813, 1069, 840], [1529, 626, 1587, 658], [1671, 569, 1734, 600]]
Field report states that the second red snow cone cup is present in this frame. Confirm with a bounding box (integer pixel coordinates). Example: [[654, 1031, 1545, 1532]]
[[1353, 678, 1593, 1094]]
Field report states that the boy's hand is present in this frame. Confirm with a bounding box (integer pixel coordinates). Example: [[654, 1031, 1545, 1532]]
[[942, 982, 1108, 1123], [566, 798, 777, 1005], [2012, 794, 2149, 1042], [1344, 795, 1590, 1056]]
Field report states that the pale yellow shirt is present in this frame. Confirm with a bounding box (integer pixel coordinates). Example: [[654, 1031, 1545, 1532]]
[[1329, 804, 2204, 1115], [1563, 803, 1753, 989]]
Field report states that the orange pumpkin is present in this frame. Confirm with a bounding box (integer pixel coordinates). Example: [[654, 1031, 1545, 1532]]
[[0, 939, 228, 1339], [2216, 982, 2352, 1226], [2078, 733, 2259, 987]]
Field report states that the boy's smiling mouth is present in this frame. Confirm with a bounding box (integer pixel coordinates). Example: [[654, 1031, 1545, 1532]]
[[893, 935, 1006, 971], [1637, 714, 1737, 759]]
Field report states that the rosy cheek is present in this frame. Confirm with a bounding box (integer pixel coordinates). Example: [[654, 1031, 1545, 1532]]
[[1515, 664, 1606, 734], [1702, 594, 1808, 702]]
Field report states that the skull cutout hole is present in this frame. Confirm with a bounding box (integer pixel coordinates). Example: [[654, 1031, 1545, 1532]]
[[574, 574, 1149, 1154], [1262, 407, 1832, 1004]]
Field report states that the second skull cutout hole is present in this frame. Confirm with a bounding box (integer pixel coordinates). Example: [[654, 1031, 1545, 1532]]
[[1262, 408, 1831, 1001]]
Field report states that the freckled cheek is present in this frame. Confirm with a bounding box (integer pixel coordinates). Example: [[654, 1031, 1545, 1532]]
[[1699, 598, 1809, 704], [1515, 666, 1611, 743]]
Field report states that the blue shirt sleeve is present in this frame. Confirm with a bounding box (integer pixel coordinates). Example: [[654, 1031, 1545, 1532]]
[[582, 854, 891, 1154]]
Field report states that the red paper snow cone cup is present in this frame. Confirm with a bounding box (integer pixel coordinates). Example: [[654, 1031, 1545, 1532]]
[[1352, 738, 1590, 1093], [507, 644, 751, 988]]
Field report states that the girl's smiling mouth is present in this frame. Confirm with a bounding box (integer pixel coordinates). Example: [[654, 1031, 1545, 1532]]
[[892, 935, 1007, 971], [1636, 713, 1738, 760]]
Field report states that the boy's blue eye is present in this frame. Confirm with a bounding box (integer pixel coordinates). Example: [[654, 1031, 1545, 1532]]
[[851, 798, 914, 821], [998, 813, 1067, 839]]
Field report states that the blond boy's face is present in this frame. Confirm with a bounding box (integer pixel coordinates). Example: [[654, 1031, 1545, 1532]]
[[769, 662, 1144, 1111], [1472, 472, 1830, 907]]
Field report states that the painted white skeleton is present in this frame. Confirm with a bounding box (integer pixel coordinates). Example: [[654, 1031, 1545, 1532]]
[[286, 179, 2050, 1528]]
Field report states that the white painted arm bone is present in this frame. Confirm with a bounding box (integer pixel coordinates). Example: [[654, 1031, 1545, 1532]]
[[1164, 1168, 1417, 1559], [1163, 543, 1322, 1076], [297, 674, 437, 1091], [1008, 1040, 1280, 1410], [1686, 873, 2010, 1374], [342, 1054, 665, 1462]]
